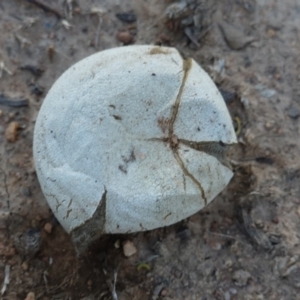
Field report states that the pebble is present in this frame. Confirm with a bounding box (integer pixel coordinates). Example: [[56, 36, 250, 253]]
[[122, 240, 137, 257], [21, 186, 31, 197], [116, 12, 137, 23], [87, 279, 92, 286], [24, 292, 35, 300], [207, 239, 222, 250], [14, 229, 42, 259], [232, 270, 251, 287], [43, 222, 53, 234], [22, 261, 29, 270], [224, 259, 233, 269], [224, 291, 230, 300], [287, 105, 300, 119], [269, 234, 281, 245], [5, 121, 19, 142], [255, 84, 276, 98], [73, 7, 81, 14], [267, 28, 276, 38], [114, 239, 120, 249], [117, 31, 133, 44], [152, 283, 165, 300], [219, 22, 255, 50], [255, 219, 264, 229], [240, 96, 250, 108], [161, 288, 167, 296], [173, 268, 182, 278], [264, 121, 274, 130], [286, 267, 300, 288], [281, 255, 299, 276], [219, 89, 236, 103], [0, 246, 16, 257]]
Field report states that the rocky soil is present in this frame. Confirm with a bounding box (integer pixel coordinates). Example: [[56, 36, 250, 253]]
[[0, 0, 300, 299]]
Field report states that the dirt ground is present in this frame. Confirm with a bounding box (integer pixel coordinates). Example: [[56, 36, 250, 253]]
[[0, 0, 300, 299]]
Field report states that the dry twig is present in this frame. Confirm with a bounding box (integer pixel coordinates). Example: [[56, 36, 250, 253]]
[[1, 265, 10, 295], [23, 0, 63, 18]]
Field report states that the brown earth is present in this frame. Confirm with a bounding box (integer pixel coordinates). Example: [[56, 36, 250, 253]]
[[0, 0, 300, 299]]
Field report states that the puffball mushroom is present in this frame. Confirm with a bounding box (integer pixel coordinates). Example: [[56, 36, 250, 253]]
[[33, 45, 237, 253]]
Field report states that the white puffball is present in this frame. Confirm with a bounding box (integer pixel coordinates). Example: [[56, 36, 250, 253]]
[[33, 45, 237, 252]]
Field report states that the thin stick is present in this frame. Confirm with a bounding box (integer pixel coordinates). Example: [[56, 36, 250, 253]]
[[1, 265, 10, 295], [0, 168, 10, 209], [23, 0, 63, 18], [112, 269, 119, 300], [209, 231, 249, 246]]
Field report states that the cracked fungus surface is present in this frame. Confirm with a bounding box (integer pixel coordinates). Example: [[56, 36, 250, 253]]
[[33, 45, 237, 242]]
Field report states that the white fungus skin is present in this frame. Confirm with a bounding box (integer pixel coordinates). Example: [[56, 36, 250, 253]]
[[33, 45, 237, 252]]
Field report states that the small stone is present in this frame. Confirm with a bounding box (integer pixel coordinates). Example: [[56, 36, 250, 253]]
[[264, 121, 274, 130], [232, 270, 251, 287], [14, 229, 42, 259], [0, 246, 16, 257], [74, 7, 81, 14], [219, 22, 255, 50], [31, 220, 38, 228], [287, 106, 300, 119], [24, 292, 35, 300], [208, 239, 222, 250], [22, 261, 29, 270], [223, 217, 233, 226], [152, 284, 165, 300], [9, 246, 16, 257], [114, 239, 120, 249], [240, 96, 250, 108], [267, 28, 276, 38], [286, 267, 300, 288], [205, 235, 224, 250], [274, 73, 281, 80], [173, 268, 182, 278], [87, 279, 92, 286], [219, 89, 236, 103], [117, 31, 133, 44], [255, 219, 264, 229], [43, 222, 53, 234], [229, 288, 237, 295], [116, 12, 137, 23], [255, 84, 276, 98], [21, 186, 31, 197], [225, 259, 233, 269], [123, 240, 137, 257], [224, 291, 230, 300], [269, 234, 281, 245], [5, 121, 19, 142]]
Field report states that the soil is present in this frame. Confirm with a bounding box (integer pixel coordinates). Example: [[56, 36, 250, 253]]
[[0, 0, 300, 299]]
